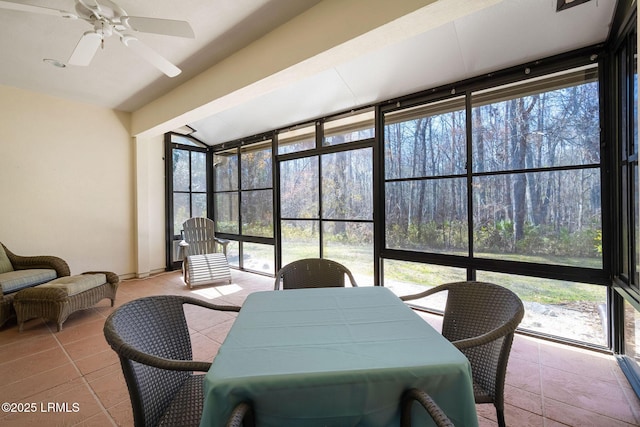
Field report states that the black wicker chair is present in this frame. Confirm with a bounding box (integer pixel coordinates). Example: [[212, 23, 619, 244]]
[[401, 388, 455, 427], [103, 295, 242, 427], [226, 402, 255, 427], [274, 258, 358, 290], [401, 281, 524, 427]]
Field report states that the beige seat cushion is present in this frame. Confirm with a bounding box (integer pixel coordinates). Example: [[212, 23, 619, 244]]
[[38, 273, 107, 296]]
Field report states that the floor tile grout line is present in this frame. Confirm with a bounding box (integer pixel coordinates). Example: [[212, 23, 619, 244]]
[[537, 353, 637, 426], [51, 321, 118, 426], [0, 322, 74, 394], [536, 352, 623, 386], [538, 339, 549, 425], [0, 338, 59, 367]]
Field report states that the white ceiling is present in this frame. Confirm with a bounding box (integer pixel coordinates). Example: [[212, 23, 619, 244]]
[[0, 0, 618, 146], [0, 0, 323, 111]]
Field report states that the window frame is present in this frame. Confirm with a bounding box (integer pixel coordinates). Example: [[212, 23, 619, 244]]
[[212, 136, 277, 275], [275, 110, 377, 282], [163, 44, 620, 350], [379, 48, 609, 288], [164, 133, 211, 270]]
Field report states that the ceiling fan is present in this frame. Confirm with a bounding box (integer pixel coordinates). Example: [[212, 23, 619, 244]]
[[0, 0, 195, 77]]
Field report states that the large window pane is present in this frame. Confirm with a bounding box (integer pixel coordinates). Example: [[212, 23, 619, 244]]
[[214, 193, 238, 234], [241, 190, 273, 237], [214, 150, 238, 191], [173, 149, 190, 192], [477, 271, 607, 346], [385, 179, 468, 254], [323, 222, 373, 286], [280, 156, 319, 218], [242, 142, 272, 190], [473, 170, 602, 268], [173, 193, 189, 234], [382, 260, 466, 308], [472, 68, 600, 172], [243, 242, 274, 274], [192, 193, 207, 219], [281, 220, 319, 266], [322, 149, 372, 220], [384, 97, 466, 180], [225, 240, 240, 267], [191, 151, 207, 192]]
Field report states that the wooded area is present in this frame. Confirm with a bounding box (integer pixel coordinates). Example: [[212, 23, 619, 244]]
[[384, 78, 602, 266], [204, 71, 603, 269]]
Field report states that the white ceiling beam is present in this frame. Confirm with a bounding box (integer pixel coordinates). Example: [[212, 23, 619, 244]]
[[131, 0, 503, 139]]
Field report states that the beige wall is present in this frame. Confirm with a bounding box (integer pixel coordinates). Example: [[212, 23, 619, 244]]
[[0, 85, 140, 276], [134, 134, 166, 277]]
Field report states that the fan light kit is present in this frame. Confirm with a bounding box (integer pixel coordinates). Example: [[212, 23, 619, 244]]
[[0, 0, 195, 77]]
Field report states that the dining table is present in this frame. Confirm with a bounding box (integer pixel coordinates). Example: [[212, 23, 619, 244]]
[[199, 286, 478, 427]]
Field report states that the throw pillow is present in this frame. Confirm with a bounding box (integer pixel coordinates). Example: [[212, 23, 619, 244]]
[[0, 245, 14, 274]]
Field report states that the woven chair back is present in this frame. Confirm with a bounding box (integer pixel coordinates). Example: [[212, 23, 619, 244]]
[[274, 258, 357, 290], [440, 281, 524, 404], [105, 296, 193, 427]]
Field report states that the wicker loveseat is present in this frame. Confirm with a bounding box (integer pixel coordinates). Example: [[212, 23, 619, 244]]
[[0, 243, 70, 327]]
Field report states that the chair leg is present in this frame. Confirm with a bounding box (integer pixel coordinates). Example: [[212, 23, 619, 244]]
[[182, 260, 190, 288], [496, 408, 506, 427]]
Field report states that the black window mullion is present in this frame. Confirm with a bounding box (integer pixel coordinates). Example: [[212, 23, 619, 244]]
[[206, 148, 214, 220], [317, 121, 324, 259], [235, 146, 243, 269], [273, 133, 282, 273], [465, 91, 475, 281], [188, 150, 193, 217], [318, 153, 323, 259]]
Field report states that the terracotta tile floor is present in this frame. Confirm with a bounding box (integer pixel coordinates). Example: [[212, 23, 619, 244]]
[[1, 270, 639, 426]]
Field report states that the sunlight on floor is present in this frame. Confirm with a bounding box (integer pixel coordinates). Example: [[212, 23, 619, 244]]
[[190, 283, 243, 299]]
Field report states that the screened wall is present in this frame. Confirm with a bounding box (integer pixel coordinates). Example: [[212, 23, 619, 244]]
[[380, 61, 606, 346], [164, 43, 625, 351]]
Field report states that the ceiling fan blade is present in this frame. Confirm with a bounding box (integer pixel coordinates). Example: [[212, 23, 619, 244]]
[[0, 0, 77, 18], [121, 35, 181, 77], [121, 16, 195, 39], [68, 31, 102, 66]]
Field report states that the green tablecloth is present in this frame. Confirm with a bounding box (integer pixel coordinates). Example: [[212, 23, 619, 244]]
[[200, 286, 478, 427]]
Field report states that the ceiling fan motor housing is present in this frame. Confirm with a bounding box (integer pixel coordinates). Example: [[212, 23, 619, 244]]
[[75, 0, 128, 31]]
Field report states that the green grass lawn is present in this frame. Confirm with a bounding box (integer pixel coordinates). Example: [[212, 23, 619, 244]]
[[239, 236, 604, 304], [277, 240, 605, 304]]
